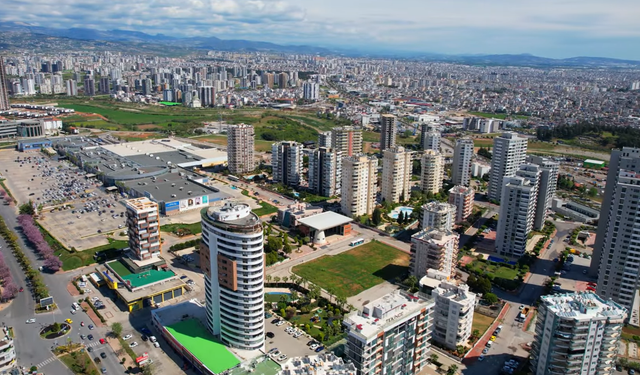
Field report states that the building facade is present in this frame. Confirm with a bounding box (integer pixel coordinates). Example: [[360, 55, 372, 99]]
[[420, 202, 456, 231], [379, 114, 397, 151], [431, 281, 475, 350], [590, 147, 640, 312], [495, 164, 540, 257], [66, 79, 78, 96], [343, 291, 435, 375], [420, 150, 445, 195], [410, 228, 459, 279], [487, 132, 528, 202], [200, 202, 265, 350], [303, 81, 319, 100], [0, 57, 9, 110], [381, 146, 413, 204], [420, 125, 440, 151], [308, 147, 341, 197], [448, 185, 475, 222], [530, 292, 626, 375], [125, 197, 161, 260], [341, 154, 377, 217], [451, 138, 474, 187], [332, 126, 363, 157], [528, 155, 559, 230], [227, 124, 255, 175], [272, 141, 303, 187], [84, 76, 95, 96]]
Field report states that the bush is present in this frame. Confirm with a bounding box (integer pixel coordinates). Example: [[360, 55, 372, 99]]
[[85, 298, 106, 323], [169, 239, 201, 252]]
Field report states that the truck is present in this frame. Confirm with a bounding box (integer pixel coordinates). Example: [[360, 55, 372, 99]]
[[518, 307, 530, 322]]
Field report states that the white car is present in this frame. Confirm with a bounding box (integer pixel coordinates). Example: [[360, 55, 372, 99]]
[[129, 342, 139, 348], [310, 343, 319, 350], [26, 319, 36, 324], [293, 331, 303, 338], [153, 341, 160, 348], [122, 334, 133, 340], [275, 321, 285, 327]]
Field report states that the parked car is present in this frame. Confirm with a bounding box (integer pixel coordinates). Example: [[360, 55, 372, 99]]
[[88, 334, 94, 340], [129, 342, 139, 348], [100, 352, 107, 359], [315, 346, 325, 352], [26, 319, 36, 324], [266, 332, 275, 338], [123, 334, 133, 340]]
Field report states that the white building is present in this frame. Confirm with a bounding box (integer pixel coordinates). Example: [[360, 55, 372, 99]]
[[272, 141, 303, 187], [303, 81, 320, 101], [451, 138, 474, 186], [379, 114, 397, 151], [421, 150, 444, 195], [496, 164, 540, 257], [410, 228, 459, 279], [527, 155, 559, 230], [430, 281, 475, 350], [420, 125, 441, 151], [448, 185, 475, 222], [318, 131, 332, 148], [227, 124, 255, 174], [487, 132, 528, 202], [471, 161, 491, 178], [420, 202, 456, 231], [341, 154, 377, 217], [200, 202, 265, 350], [531, 292, 626, 375], [279, 353, 356, 375], [125, 197, 161, 260], [66, 79, 78, 96], [381, 146, 413, 204], [343, 291, 435, 375], [331, 126, 362, 157], [590, 147, 640, 314], [308, 147, 341, 197]]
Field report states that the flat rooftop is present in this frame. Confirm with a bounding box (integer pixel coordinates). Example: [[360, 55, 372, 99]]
[[108, 258, 176, 288], [123, 172, 230, 203], [166, 319, 240, 374], [541, 292, 627, 320], [412, 228, 458, 245], [230, 358, 280, 375], [297, 211, 352, 231]]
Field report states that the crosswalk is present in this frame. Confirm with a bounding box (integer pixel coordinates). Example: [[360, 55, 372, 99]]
[[35, 342, 102, 369]]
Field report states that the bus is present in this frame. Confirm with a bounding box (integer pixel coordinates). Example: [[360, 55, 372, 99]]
[[228, 175, 239, 182], [350, 238, 365, 247]]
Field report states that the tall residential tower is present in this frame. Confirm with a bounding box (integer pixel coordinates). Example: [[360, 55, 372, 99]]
[[125, 197, 161, 260], [379, 114, 397, 151], [381, 146, 412, 203], [271, 141, 303, 187], [227, 124, 255, 175], [451, 138, 474, 186], [341, 154, 378, 217], [487, 132, 528, 202]]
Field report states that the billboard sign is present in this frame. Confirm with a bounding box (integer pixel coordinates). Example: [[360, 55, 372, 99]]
[[165, 201, 179, 210], [40, 296, 54, 307], [136, 353, 149, 365]]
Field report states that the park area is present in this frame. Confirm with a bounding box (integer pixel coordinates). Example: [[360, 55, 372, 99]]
[[292, 240, 410, 297], [464, 256, 528, 291]]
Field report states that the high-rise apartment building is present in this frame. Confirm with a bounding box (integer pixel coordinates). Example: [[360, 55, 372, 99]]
[[142, 78, 152, 95], [84, 76, 95, 96], [448, 185, 475, 222], [99, 77, 110, 94], [308, 147, 341, 197], [420, 150, 445, 195], [381, 146, 413, 203], [278, 72, 289, 88], [451, 138, 474, 186], [420, 126, 441, 152], [331, 126, 363, 157], [199, 86, 215, 107], [65, 79, 78, 96], [430, 281, 475, 350], [527, 155, 559, 230], [420, 202, 456, 231], [262, 72, 274, 88], [530, 292, 626, 375], [318, 131, 331, 148], [379, 114, 397, 151], [341, 154, 377, 217], [227, 124, 255, 175], [487, 132, 528, 202], [1, 57, 12, 110], [200, 202, 265, 350], [303, 81, 319, 100], [410, 228, 459, 279], [125, 197, 161, 260], [590, 147, 640, 311], [272, 141, 303, 187], [496, 164, 540, 257], [343, 291, 435, 375]]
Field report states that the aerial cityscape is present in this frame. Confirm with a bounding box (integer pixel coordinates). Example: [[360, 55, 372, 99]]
[[0, 3, 639, 375]]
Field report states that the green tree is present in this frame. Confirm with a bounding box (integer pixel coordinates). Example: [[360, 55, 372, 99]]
[[273, 276, 281, 284], [429, 354, 439, 364], [588, 187, 598, 197], [471, 329, 481, 340], [483, 293, 499, 305], [372, 208, 383, 226], [111, 322, 123, 337], [308, 285, 321, 301], [447, 364, 459, 375], [283, 242, 292, 254], [52, 322, 61, 333], [19, 201, 35, 215], [265, 236, 283, 253]]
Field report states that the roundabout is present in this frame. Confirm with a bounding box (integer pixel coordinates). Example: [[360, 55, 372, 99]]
[[39, 322, 71, 340]]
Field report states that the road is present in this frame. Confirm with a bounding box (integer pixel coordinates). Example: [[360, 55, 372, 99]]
[[0, 202, 124, 375]]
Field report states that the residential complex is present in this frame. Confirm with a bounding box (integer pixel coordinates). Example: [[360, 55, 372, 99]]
[[341, 154, 378, 217], [420, 150, 445, 195], [343, 291, 435, 375], [303, 81, 320, 101], [227, 124, 255, 175], [590, 147, 640, 312], [308, 147, 342, 197], [420, 125, 440, 151], [318, 131, 332, 148], [420, 202, 456, 231], [430, 281, 475, 350], [84, 76, 95, 96], [381, 146, 413, 203], [0, 326, 15, 372], [496, 164, 540, 258], [488, 132, 528, 202], [448, 185, 474, 222], [271, 141, 303, 187], [528, 155, 559, 230], [125, 197, 161, 260], [451, 138, 474, 187], [331, 126, 363, 157], [410, 228, 459, 279], [379, 114, 397, 151], [530, 292, 626, 375], [200, 202, 265, 350]]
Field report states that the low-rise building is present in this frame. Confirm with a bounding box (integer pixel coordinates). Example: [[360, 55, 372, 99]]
[[277, 203, 323, 228], [551, 198, 600, 223]]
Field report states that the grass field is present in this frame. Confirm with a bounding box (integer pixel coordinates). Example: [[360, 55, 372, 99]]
[[160, 222, 202, 235], [194, 135, 273, 152], [472, 312, 495, 336], [253, 201, 278, 216], [292, 240, 410, 297], [57, 240, 128, 271], [467, 260, 519, 280], [59, 350, 100, 375], [473, 139, 495, 147]]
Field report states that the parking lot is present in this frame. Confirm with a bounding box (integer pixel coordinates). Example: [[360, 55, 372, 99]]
[[264, 317, 324, 364]]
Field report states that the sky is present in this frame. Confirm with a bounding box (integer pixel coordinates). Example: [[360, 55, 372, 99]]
[[3, 0, 640, 60]]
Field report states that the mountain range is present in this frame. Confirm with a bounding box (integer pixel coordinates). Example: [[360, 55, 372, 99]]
[[1, 21, 639, 67]]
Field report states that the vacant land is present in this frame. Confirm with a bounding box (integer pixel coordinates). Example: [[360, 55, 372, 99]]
[[55, 239, 128, 271], [194, 134, 277, 152], [472, 312, 495, 336], [292, 241, 410, 297]]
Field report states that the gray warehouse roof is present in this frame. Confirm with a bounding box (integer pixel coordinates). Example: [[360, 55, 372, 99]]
[[297, 211, 353, 231]]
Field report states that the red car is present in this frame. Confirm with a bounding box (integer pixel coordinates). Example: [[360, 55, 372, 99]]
[[19, 287, 23, 292], [586, 287, 596, 291], [99, 338, 106, 344], [587, 282, 597, 287]]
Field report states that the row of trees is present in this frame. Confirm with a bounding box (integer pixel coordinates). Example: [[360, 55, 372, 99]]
[[0, 188, 15, 206], [0, 252, 19, 300], [17, 214, 62, 271], [537, 122, 640, 149]]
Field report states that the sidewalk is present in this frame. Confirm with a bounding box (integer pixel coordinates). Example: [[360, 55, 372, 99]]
[[107, 336, 136, 370], [463, 304, 510, 364]]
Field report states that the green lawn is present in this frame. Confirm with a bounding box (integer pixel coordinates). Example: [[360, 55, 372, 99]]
[[253, 201, 278, 217], [467, 260, 519, 280], [160, 222, 202, 235], [292, 240, 410, 297], [472, 312, 495, 336], [56, 240, 129, 271], [59, 350, 100, 375]]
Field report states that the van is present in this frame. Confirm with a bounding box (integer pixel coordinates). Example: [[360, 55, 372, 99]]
[[72, 302, 80, 311]]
